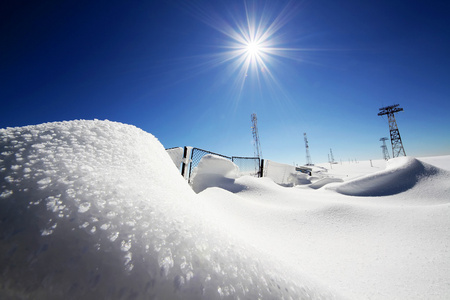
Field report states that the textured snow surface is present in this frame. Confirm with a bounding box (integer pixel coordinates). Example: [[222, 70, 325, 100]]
[[197, 159, 450, 299], [1, 120, 450, 300], [0, 120, 337, 300], [190, 154, 241, 193], [335, 156, 449, 199], [189, 156, 450, 299]]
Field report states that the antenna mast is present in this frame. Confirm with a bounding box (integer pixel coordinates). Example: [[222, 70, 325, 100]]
[[251, 113, 262, 159], [329, 148, 335, 164], [380, 137, 390, 160], [304, 133, 313, 166], [378, 104, 406, 157]]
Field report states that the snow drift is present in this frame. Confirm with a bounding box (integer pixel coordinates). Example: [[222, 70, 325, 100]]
[[309, 178, 343, 190], [193, 157, 450, 299], [0, 120, 336, 300], [264, 160, 311, 186], [334, 156, 449, 199], [190, 154, 244, 193]]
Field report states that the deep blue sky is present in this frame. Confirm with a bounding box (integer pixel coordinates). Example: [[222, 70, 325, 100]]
[[1, 0, 450, 164]]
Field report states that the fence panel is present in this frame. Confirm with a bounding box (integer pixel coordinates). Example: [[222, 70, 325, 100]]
[[232, 156, 261, 177], [167, 147, 263, 181], [188, 148, 231, 180], [264, 160, 296, 186], [166, 147, 184, 171], [264, 160, 311, 186]]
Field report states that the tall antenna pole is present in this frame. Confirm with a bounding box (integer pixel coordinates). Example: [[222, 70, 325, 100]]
[[330, 148, 335, 164], [304, 133, 313, 166], [380, 137, 390, 160], [378, 104, 406, 157], [251, 113, 262, 159]]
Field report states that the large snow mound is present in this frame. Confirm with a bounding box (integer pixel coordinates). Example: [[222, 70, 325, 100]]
[[190, 154, 243, 193], [335, 156, 449, 199], [0, 120, 336, 300]]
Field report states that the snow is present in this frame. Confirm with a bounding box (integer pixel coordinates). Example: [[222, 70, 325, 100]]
[[334, 156, 448, 198], [0, 120, 336, 299], [1, 120, 450, 299], [264, 160, 311, 186], [166, 146, 184, 172], [190, 154, 240, 193]]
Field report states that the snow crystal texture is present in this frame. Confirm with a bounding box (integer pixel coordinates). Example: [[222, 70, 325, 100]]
[[0, 120, 336, 300]]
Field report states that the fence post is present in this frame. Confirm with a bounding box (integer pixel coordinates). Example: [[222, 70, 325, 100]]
[[260, 159, 264, 177], [181, 146, 188, 178]]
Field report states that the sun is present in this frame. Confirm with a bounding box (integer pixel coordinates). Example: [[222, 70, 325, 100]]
[[212, 1, 302, 92], [181, 0, 303, 99], [246, 41, 262, 57]]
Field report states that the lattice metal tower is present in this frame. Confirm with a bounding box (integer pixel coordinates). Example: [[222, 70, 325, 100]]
[[304, 133, 313, 166], [251, 113, 262, 159], [380, 137, 390, 160], [329, 148, 335, 163], [378, 104, 406, 157]]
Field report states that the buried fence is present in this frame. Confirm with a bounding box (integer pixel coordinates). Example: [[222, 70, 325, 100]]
[[232, 156, 262, 177], [166, 147, 263, 181], [188, 148, 233, 180], [166, 147, 312, 186]]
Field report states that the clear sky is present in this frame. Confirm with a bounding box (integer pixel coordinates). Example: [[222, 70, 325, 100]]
[[1, 0, 450, 165]]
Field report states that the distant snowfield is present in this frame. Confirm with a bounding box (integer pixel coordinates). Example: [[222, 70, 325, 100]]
[[1, 120, 449, 299]]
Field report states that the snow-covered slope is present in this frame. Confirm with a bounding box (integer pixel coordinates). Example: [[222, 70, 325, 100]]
[[0, 120, 337, 300], [419, 155, 450, 171], [334, 156, 449, 200], [195, 157, 450, 299], [184, 147, 450, 299], [2, 120, 450, 299]]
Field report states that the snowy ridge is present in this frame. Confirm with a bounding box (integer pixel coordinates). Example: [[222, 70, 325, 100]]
[[180, 143, 450, 299], [309, 178, 343, 190], [0, 120, 338, 299], [334, 156, 449, 200], [194, 158, 450, 299]]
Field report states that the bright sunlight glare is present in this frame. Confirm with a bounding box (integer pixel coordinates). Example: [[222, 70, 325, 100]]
[[181, 0, 304, 102], [215, 1, 303, 99], [246, 41, 262, 57]]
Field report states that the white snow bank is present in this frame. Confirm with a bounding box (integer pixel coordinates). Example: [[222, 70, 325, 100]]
[[264, 160, 311, 186], [334, 156, 449, 199], [166, 146, 184, 169], [0, 120, 336, 300], [189, 154, 243, 193], [309, 177, 344, 189], [197, 161, 450, 300], [418, 155, 450, 171]]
